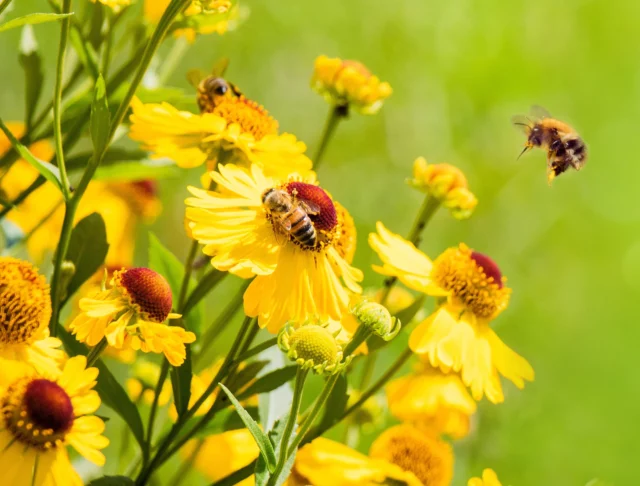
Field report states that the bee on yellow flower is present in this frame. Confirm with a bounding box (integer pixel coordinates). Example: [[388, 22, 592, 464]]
[[0, 356, 109, 485], [311, 55, 392, 115], [370, 222, 534, 403], [69, 267, 195, 366], [185, 164, 363, 333]]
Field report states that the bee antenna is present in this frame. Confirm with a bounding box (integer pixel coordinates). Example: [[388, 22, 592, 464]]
[[513, 122, 528, 127]]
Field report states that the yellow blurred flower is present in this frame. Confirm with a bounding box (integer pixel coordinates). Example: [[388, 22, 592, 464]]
[[0, 356, 108, 485], [408, 157, 478, 220], [129, 96, 311, 177], [182, 429, 258, 486], [0, 257, 64, 374], [126, 360, 172, 406], [185, 164, 363, 333], [370, 222, 534, 403], [69, 267, 195, 366], [311, 55, 392, 114], [468, 469, 503, 486], [386, 361, 477, 439], [287, 437, 422, 486], [90, 0, 130, 11], [369, 424, 454, 486]]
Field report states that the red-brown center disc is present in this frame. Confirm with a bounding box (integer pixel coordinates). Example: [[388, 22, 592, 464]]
[[24, 379, 74, 433], [470, 251, 503, 288], [286, 182, 337, 231], [120, 267, 173, 322], [132, 180, 158, 197]]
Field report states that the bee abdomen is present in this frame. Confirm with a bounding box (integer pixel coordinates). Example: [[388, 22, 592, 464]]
[[290, 213, 316, 247]]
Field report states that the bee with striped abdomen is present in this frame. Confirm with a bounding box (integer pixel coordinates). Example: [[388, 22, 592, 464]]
[[262, 188, 320, 248]]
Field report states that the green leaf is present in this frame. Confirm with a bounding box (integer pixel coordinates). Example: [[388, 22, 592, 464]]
[[63, 213, 109, 304], [223, 360, 269, 399], [58, 329, 146, 452], [19, 26, 43, 132], [0, 12, 74, 33], [88, 476, 135, 486], [90, 74, 110, 156], [219, 383, 277, 473], [236, 365, 297, 401], [70, 27, 99, 80], [223, 406, 260, 431], [316, 374, 348, 432], [170, 346, 192, 419], [182, 268, 225, 315], [0, 118, 63, 194], [94, 159, 181, 182], [255, 413, 297, 486]]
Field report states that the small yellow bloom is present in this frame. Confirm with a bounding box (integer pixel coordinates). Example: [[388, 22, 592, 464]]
[[0, 355, 109, 485], [129, 97, 311, 177], [0, 257, 64, 373], [90, 0, 131, 11], [408, 157, 478, 220], [288, 437, 421, 486], [69, 267, 195, 366], [182, 429, 259, 486], [126, 360, 172, 406], [185, 164, 363, 333], [369, 425, 454, 486], [386, 362, 477, 439], [468, 469, 503, 486], [311, 55, 392, 114], [370, 222, 534, 403]]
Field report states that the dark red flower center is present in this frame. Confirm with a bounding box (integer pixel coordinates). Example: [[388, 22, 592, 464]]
[[120, 267, 173, 322], [24, 379, 73, 433], [286, 182, 337, 232], [470, 251, 503, 288], [132, 180, 158, 197]]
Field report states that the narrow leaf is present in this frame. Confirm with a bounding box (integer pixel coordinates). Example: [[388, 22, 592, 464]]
[[0, 118, 63, 193], [69, 27, 99, 80], [94, 159, 181, 181], [58, 329, 145, 452], [88, 476, 135, 486], [19, 25, 43, 132], [316, 374, 348, 432], [219, 383, 277, 472], [0, 12, 74, 33], [223, 360, 269, 399], [90, 74, 110, 156], [255, 413, 296, 486], [182, 268, 225, 315], [236, 365, 297, 401], [63, 213, 109, 304], [170, 346, 192, 418]]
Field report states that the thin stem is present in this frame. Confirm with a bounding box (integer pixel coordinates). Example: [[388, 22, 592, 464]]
[[158, 38, 189, 85], [86, 337, 107, 366], [313, 104, 347, 169], [231, 338, 277, 365], [101, 12, 114, 78], [52, 0, 73, 201], [178, 240, 200, 309], [267, 368, 309, 486], [167, 437, 203, 486], [359, 352, 377, 389], [0, 0, 13, 17], [144, 360, 169, 466], [49, 200, 76, 336]]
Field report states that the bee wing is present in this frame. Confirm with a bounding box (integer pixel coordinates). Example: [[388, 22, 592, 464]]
[[530, 105, 552, 120], [186, 69, 206, 88], [299, 200, 321, 215], [511, 114, 532, 133], [211, 57, 230, 77]]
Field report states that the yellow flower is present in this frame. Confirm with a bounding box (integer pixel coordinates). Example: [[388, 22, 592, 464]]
[[0, 257, 64, 374], [369, 425, 454, 486], [129, 97, 311, 177], [0, 355, 109, 485], [468, 469, 503, 486], [69, 267, 195, 366], [182, 429, 259, 486], [386, 361, 477, 439], [185, 164, 363, 333], [370, 222, 534, 403], [126, 360, 172, 406], [408, 157, 478, 220], [287, 437, 422, 486], [90, 0, 130, 12], [311, 55, 392, 114]]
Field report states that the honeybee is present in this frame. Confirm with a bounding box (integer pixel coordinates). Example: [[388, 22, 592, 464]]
[[262, 188, 320, 248], [187, 57, 242, 113], [512, 106, 587, 184]]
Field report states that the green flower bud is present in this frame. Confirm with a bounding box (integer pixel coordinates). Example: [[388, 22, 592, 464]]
[[352, 301, 401, 341]]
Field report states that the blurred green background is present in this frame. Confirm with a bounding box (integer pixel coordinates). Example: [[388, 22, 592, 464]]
[[1, 0, 637, 485]]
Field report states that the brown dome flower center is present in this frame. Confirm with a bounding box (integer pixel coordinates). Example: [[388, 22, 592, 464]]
[[286, 182, 337, 231], [24, 379, 74, 433], [118, 268, 173, 322], [0, 257, 51, 345], [470, 251, 503, 289]]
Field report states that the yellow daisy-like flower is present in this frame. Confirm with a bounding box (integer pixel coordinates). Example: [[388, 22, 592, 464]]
[[126, 360, 172, 406], [185, 164, 363, 333], [369, 424, 454, 486], [408, 157, 478, 220], [386, 361, 477, 439], [129, 97, 311, 177], [0, 257, 64, 374], [0, 355, 109, 485], [311, 55, 392, 114], [69, 267, 195, 366], [287, 437, 422, 486], [468, 469, 503, 486], [370, 222, 534, 403], [182, 429, 259, 486], [90, 0, 130, 11]]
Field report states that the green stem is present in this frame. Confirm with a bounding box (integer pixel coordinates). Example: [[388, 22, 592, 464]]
[[86, 337, 107, 366], [178, 239, 200, 309], [144, 360, 169, 466], [101, 11, 114, 78], [267, 368, 309, 486], [231, 338, 277, 365], [0, 0, 13, 17], [313, 104, 347, 169], [168, 437, 203, 486], [359, 352, 377, 389], [158, 37, 189, 85], [49, 200, 76, 336]]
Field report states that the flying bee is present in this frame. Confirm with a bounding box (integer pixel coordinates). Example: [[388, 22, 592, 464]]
[[512, 105, 587, 184], [187, 57, 242, 113], [262, 188, 321, 248]]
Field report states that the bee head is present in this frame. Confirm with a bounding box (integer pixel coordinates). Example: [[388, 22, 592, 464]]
[[527, 126, 543, 147], [261, 188, 275, 204], [203, 77, 229, 96]]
